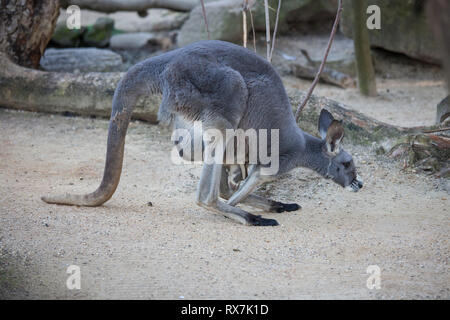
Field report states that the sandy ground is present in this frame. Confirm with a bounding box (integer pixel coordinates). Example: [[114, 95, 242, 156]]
[[0, 108, 448, 299]]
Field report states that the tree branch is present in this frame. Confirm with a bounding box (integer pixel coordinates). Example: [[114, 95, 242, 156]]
[[199, 0, 211, 39], [295, 0, 343, 122], [269, 0, 281, 61], [242, 0, 248, 48], [249, 6, 256, 52], [264, 0, 271, 61]]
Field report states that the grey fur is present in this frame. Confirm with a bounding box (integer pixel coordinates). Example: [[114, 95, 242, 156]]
[[41, 40, 362, 226]]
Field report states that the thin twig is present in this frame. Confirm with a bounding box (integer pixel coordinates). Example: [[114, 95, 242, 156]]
[[422, 127, 450, 134], [300, 49, 314, 65], [264, 0, 271, 61], [242, 0, 248, 48], [243, 10, 248, 47], [295, 0, 343, 122], [200, 0, 210, 40], [269, 0, 282, 61], [249, 6, 256, 52]]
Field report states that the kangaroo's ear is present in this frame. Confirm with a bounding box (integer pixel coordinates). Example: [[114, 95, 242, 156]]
[[325, 120, 344, 154], [318, 109, 334, 139]]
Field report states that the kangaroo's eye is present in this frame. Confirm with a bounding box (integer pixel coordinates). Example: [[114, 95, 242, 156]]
[[343, 161, 351, 169]]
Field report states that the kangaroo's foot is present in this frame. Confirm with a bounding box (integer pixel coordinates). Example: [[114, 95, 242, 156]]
[[247, 214, 280, 226], [197, 200, 279, 226], [270, 201, 301, 213], [240, 194, 301, 213]]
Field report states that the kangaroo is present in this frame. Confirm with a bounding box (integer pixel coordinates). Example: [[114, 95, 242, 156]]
[[42, 40, 363, 226]]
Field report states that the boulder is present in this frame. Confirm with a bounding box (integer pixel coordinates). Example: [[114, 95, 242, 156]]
[[136, 10, 188, 32], [436, 95, 450, 125], [57, 8, 188, 33], [177, 0, 243, 47], [272, 34, 356, 77], [251, 0, 338, 32], [301, 36, 355, 76], [51, 22, 85, 47], [82, 17, 114, 47], [40, 48, 123, 72], [110, 32, 174, 50], [177, 0, 338, 46], [340, 0, 441, 64]]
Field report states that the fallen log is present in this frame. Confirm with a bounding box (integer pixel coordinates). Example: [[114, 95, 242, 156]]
[[388, 133, 450, 177], [0, 52, 161, 123], [286, 89, 422, 144], [59, 0, 197, 13], [290, 62, 356, 89]]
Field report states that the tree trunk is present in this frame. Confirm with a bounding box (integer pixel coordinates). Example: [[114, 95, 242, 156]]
[[0, 0, 60, 68], [351, 0, 377, 96]]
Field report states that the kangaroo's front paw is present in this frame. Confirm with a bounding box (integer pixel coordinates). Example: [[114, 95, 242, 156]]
[[249, 215, 279, 226], [271, 202, 301, 213]]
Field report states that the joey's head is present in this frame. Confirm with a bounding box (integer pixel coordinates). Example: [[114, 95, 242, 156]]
[[317, 109, 363, 192]]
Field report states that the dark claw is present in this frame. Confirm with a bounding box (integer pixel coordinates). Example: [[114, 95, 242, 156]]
[[283, 203, 301, 212], [272, 201, 301, 213], [250, 215, 279, 226]]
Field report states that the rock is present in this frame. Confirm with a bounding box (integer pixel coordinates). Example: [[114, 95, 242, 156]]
[[82, 17, 114, 47], [51, 22, 85, 47], [143, 10, 189, 32], [177, 0, 243, 47], [436, 95, 450, 125], [57, 8, 188, 33], [340, 0, 440, 64], [300, 36, 356, 76], [251, 0, 338, 32], [40, 48, 123, 72], [272, 34, 356, 77], [177, 0, 338, 46], [110, 32, 173, 50]]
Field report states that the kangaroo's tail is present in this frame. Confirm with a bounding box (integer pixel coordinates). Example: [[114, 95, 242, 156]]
[[41, 59, 163, 206]]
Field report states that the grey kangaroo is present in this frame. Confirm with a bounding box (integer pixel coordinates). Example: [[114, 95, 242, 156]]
[[42, 40, 363, 226]]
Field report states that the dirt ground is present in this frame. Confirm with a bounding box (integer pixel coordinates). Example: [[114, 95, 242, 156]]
[[0, 106, 448, 299]]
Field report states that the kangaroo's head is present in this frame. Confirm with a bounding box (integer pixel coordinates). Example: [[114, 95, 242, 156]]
[[318, 109, 363, 192]]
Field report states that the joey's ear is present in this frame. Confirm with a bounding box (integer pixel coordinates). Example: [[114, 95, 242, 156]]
[[325, 120, 344, 154], [318, 109, 334, 139]]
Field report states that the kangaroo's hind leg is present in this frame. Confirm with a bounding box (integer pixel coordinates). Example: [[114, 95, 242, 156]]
[[242, 195, 301, 213], [164, 61, 277, 225], [196, 126, 278, 226], [225, 165, 301, 213]]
